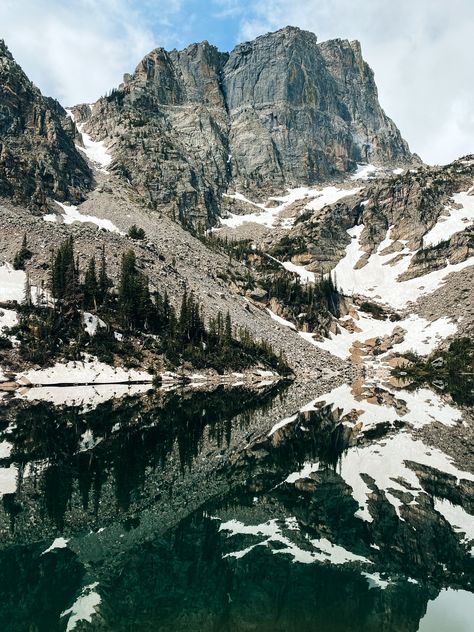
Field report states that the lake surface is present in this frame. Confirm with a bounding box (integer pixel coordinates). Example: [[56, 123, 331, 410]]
[[0, 378, 472, 631]]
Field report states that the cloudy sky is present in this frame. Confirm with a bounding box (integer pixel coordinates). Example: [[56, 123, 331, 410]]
[[1, 0, 473, 165]]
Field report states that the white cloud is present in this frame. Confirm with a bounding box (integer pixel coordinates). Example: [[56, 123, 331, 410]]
[[0, 0, 161, 105], [1, 0, 473, 164], [237, 0, 474, 164]]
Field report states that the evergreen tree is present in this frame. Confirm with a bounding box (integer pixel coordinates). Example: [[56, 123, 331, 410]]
[[224, 311, 232, 346], [50, 237, 78, 303], [118, 249, 152, 329], [83, 256, 98, 310], [98, 244, 111, 305], [13, 234, 32, 270]]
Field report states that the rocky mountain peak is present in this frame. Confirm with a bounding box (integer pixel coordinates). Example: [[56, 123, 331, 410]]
[[0, 39, 13, 61], [73, 27, 418, 225], [0, 41, 92, 212]]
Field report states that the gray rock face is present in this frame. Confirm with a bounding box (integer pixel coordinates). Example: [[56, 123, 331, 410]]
[[270, 157, 474, 277], [80, 27, 417, 224], [0, 41, 92, 212], [225, 29, 413, 190]]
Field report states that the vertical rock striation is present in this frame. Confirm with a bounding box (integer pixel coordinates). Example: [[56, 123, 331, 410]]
[[0, 41, 92, 213], [80, 27, 416, 224]]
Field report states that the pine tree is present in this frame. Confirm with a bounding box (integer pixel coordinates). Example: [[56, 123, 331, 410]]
[[98, 244, 111, 305], [13, 234, 32, 270], [179, 288, 189, 341], [224, 311, 232, 346], [83, 256, 98, 310], [23, 271, 32, 307], [50, 236, 77, 303]]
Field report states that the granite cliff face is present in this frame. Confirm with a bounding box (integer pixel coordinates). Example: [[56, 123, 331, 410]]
[[268, 158, 474, 278], [79, 27, 416, 224], [224, 30, 413, 189], [0, 41, 92, 213]]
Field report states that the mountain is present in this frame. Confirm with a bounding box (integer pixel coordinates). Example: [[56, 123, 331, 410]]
[[0, 40, 92, 213], [76, 27, 417, 225], [0, 27, 472, 382]]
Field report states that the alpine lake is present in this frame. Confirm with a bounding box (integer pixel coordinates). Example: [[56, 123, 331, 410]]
[[0, 372, 472, 632]]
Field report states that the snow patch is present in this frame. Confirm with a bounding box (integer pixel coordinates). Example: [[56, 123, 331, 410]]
[[266, 308, 296, 330], [308, 310, 457, 360], [351, 164, 379, 180], [362, 571, 391, 589], [52, 201, 124, 235], [0, 264, 26, 302], [281, 261, 316, 284], [17, 383, 151, 409], [423, 189, 474, 247], [41, 537, 69, 555], [61, 583, 101, 632], [67, 108, 112, 173], [220, 186, 362, 230], [19, 355, 152, 386], [338, 432, 474, 522], [82, 313, 106, 337], [0, 308, 18, 333], [434, 498, 474, 544], [220, 517, 372, 566], [333, 224, 474, 309], [268, 414, 298, 436], [312, 383, 461, 432]]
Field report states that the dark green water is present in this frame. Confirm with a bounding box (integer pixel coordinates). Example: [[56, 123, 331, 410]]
[[0, 382, 472, 631]]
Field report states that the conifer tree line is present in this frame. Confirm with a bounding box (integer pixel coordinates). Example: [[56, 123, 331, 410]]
[[13, 234, 32, 270], [192, 231, 343, 333], [14, 236, 290, 374], [261, 271, 341, 324]]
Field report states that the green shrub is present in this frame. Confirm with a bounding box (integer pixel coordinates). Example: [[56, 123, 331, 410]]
[[128, 225, 146, 240]]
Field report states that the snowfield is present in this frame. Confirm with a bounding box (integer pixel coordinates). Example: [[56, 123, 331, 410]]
[[338, 432, 474, 522], [350, 164, 379, 180], [61, 582, 102, 632], [423, 189, 474, 247], [306, 310, 457, 360], [0, 264, 27, 302], [19, 355, 152, 386], [67, 107, 112, 173], [47, 201, 124, 234], [281, 260, 316, 283], [219, 516, 372, 566], [220, 185, 361, 230], [311, 383, 461, 431], [333, 224, 474, 309]]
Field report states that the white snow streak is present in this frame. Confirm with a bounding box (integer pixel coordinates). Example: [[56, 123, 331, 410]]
[[220, 186, 361, 230], [61, 583, 101, 632], [266, 308, 297, 330], [219, 517, 372, 566], [51, 201, 124, 234], [67, 108, 112, 173], [423, 189, 474, 247], [333, 225, 474, 309]]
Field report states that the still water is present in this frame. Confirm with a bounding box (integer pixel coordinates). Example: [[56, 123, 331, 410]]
[[0, 379, 472, 631]]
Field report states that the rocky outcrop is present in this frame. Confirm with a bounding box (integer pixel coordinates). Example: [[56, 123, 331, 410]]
[[78, 27, 417, 224], [0, 41, 92, 212], [271, 157, 474, 275], [225, 30, 414, 191]]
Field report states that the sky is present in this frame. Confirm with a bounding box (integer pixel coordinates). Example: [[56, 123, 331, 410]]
[[1, 0, 473, 165]]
